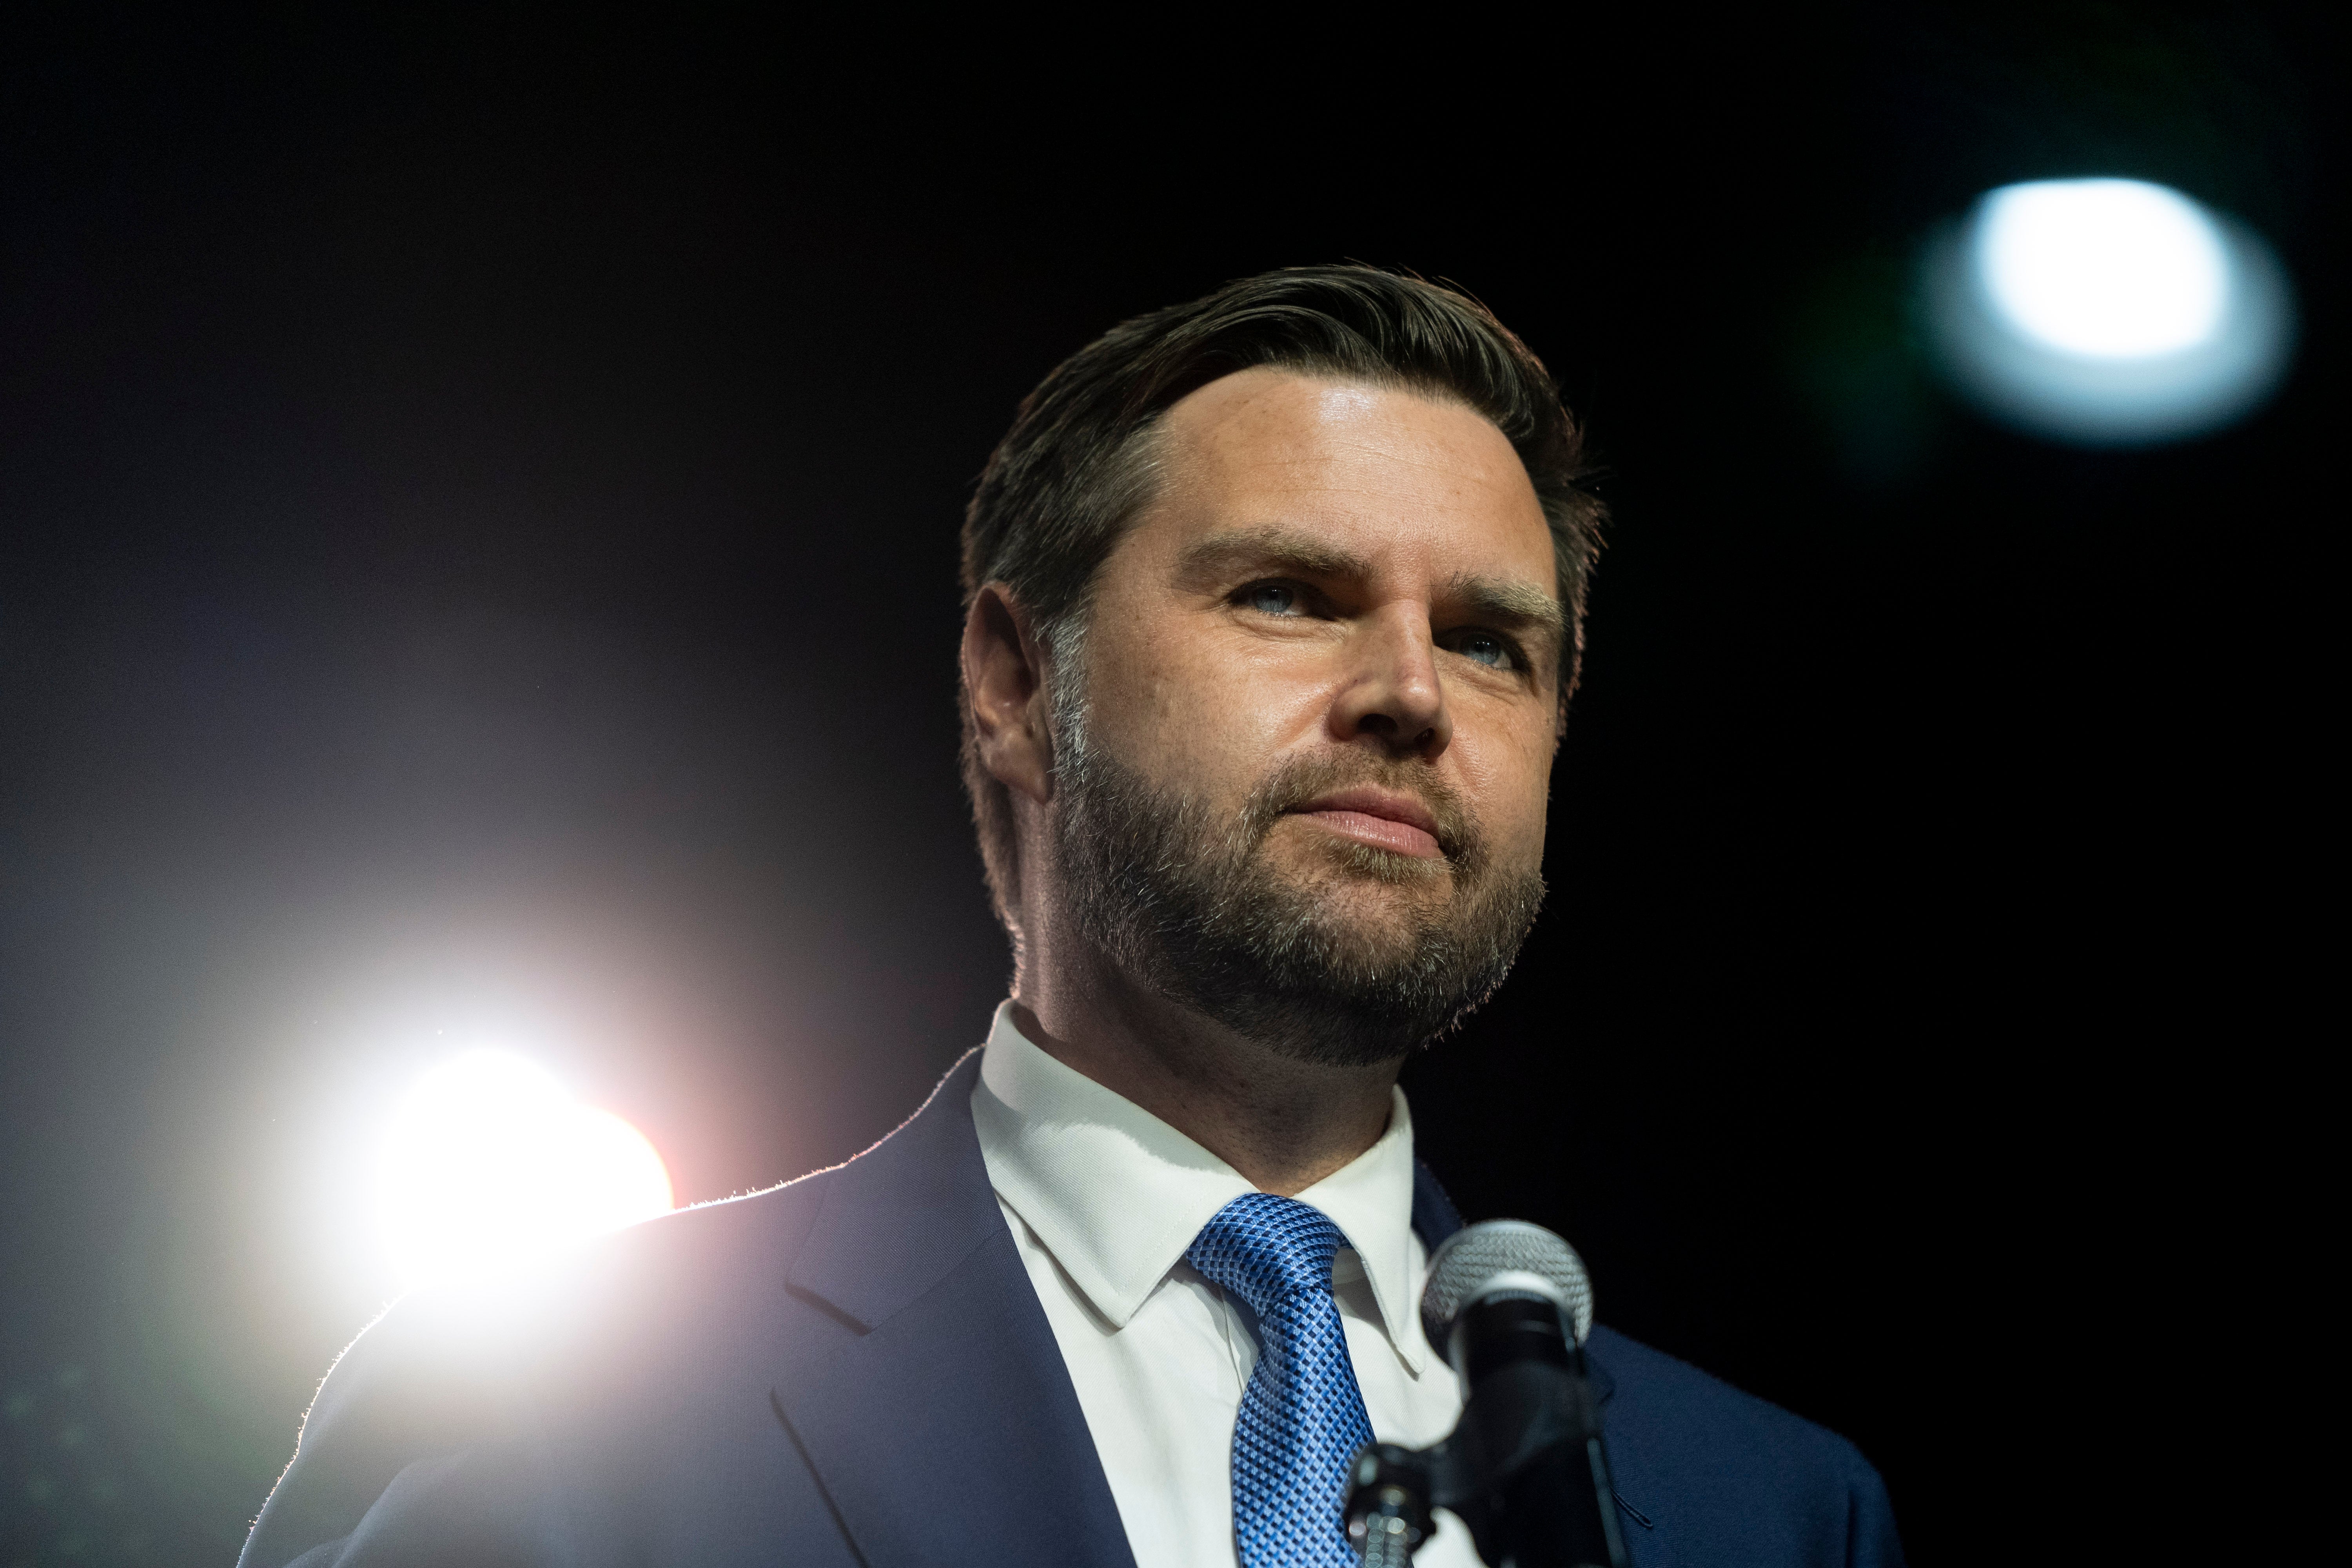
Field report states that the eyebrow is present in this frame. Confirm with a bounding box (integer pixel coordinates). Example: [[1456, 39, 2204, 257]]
[[1172, 526, 1371, 590], [1175, 524, 1568, 679], [1450, 573, 1568, 654]]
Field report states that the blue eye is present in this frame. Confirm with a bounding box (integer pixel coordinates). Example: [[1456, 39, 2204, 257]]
[[1246, 583, 1300, 615], [1453, 632, 1514, 670]]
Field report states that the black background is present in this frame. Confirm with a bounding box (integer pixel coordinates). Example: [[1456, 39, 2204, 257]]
[[2, 5, 2331, 1564]]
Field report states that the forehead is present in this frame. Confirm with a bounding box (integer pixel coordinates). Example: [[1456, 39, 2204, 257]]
[[1129, 368, 1555, 582]]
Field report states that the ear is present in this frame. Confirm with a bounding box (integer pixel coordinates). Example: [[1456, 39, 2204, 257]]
[[962, 583, 1056, 807]]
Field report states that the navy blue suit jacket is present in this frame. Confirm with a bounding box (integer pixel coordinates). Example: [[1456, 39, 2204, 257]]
[[241, 1052, 1903, 1567]]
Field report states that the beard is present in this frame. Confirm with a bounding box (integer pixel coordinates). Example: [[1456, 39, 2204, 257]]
[[1050, 721, 1548, 1068]]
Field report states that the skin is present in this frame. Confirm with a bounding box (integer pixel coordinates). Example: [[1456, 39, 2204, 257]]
[[961, 368, 1564, 1195]]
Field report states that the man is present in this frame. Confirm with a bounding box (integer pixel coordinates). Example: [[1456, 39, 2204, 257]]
[[241, 267, 1903, 1568]]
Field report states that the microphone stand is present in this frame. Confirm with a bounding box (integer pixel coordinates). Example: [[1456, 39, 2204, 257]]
[[1346, 1445, 1435, 1568]]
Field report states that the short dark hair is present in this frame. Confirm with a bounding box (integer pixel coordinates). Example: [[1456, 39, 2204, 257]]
[[959, 263, 1604, 928]]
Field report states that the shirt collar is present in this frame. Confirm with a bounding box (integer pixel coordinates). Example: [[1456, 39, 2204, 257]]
[[970, 1000, 1428, 1373]]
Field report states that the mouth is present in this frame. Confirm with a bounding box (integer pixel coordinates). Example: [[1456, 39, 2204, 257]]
[[1287, 786, 1447, 861]]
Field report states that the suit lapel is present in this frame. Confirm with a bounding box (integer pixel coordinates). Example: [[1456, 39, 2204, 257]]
[[771, 1068, 1499, 1566], [773, 1051, 1136, 1568]]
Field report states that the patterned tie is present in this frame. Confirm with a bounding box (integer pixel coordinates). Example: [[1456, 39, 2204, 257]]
[[1187, 1193, 1377, 1568]]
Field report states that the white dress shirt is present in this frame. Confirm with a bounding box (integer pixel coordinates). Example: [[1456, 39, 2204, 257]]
[[971, 1001, 1486, 1568]]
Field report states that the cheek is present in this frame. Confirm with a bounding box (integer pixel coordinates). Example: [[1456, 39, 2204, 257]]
[[1455, 721, 1555, 856], [1083, 614, 1329, 784]]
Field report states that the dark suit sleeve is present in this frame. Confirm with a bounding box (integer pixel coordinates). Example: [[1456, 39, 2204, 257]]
[[1844, 1451, 1905, 1568], [240, 1284, 575, 1568]]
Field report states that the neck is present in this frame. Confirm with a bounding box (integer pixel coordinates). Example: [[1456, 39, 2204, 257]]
[[1009, 921, 1402, 1197]]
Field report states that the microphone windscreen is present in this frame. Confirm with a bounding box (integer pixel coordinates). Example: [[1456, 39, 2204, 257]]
[[1422, 1220, 1595, 1355]]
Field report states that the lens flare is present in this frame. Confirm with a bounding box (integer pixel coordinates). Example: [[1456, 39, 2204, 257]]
[[1976, 180, 2228, 359], [1920, 178, 2296, 446], [375, 1051, 673, 1289]]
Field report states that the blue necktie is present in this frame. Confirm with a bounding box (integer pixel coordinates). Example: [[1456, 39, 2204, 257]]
[[1187, 1193, 1377, 1568]]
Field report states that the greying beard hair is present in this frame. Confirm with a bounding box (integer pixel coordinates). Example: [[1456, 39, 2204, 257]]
[[1042, 622, 1547, 1067]]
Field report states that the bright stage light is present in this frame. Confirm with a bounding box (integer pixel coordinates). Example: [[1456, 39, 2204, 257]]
[[1978, 180, 2226, 358], [375, 1051, 673, 1289], [1921, 178, 2295, 445]]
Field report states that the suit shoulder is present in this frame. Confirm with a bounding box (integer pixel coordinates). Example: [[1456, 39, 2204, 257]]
[[1587, 1325, 1902, 1567], [242, 1174, 840, 1564], [308, 1175, 828, 1414], [348, 1172, 832, 1372], [1589, 1324, 1870, 1475]]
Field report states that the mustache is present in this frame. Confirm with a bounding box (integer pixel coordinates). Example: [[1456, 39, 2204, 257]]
[[1240, 753, 1481, 867]]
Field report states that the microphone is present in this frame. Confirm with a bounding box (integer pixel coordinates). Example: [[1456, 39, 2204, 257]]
[[1422, 1220, 1624, 1568], [1347, 1221, 1628, 1568]]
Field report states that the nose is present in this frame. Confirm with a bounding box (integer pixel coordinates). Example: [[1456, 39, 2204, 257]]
[[1330, 604, 1452, 759]]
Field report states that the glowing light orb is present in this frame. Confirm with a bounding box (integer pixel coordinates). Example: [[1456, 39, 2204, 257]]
[[376, 1051, 673, 1289], [1977, 180, 2228, 358], [1921, 178, 2295, 446]]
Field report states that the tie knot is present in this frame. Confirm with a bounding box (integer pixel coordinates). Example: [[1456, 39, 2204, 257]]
[[1185, 1193, 1352, 1318]]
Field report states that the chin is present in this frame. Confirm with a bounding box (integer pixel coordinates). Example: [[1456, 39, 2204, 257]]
[[1284, 871, 1457, 961]]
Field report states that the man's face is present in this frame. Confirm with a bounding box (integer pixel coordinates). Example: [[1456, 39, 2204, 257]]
[[1050, 368, 1563, 1061]]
